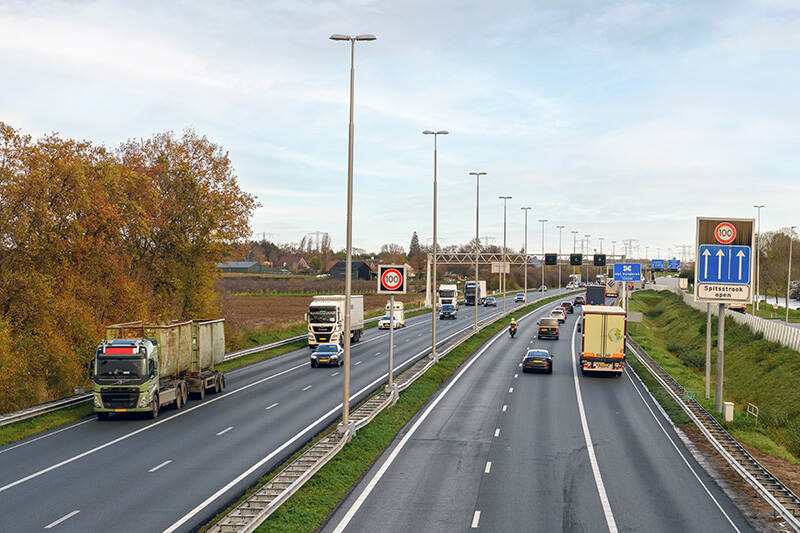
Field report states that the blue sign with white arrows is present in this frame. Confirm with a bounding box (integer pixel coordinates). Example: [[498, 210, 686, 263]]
[[614, 263, 642, 282], [698, 245, 750, 284], [651, 259, 665, 270], [668, 259, 681, 270]]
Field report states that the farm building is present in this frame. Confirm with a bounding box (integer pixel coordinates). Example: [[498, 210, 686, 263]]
[[329, 261, 374, 280], [216, 261, 265, 274]]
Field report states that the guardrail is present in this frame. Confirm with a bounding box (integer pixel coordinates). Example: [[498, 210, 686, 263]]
[[626, 335, 800, 530], [208, 290, 578, 532]]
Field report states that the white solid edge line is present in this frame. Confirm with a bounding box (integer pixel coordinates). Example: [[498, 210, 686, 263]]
[[570, 319, 619, 533], [0, 418, 94, 456], [44, 510, 80, 529], [624, 369, 741, 532], [216, 427, 234, 436], [162, 315, 495, 533], [471, 510, 481, 528], [149, 460, 172, 473]]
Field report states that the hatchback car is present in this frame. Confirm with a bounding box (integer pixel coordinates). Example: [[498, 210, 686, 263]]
[[537, 317, 559, 340], [484, 296, 497, 307], [439, 304, 457, 320], [560, 301, 574, 314], [550, 308, 566, 323], [573, 295, 586, 306], [522, 349, 553, 373], [514, 292, 525, 303], [310, 343, 344, 368], [538, 285, 548, 292]]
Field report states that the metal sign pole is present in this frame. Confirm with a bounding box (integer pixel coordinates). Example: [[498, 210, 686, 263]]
[[388, 294, 394, 389], [705, 303, 711, 400], [715, 303, 725, 412]]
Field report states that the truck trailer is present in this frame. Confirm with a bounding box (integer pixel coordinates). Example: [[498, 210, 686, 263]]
[[91, 319, 226, 420], [464, 280, 487, 305], [306, 295, 364, 347], [579, 305, 626, 376], [586, 285, 606, 305]]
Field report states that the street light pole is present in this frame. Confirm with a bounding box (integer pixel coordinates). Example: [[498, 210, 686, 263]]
[[424, 130, 449, 362], [788, 226, 796, 325], [522, 207, 532, 301], [599, 237, 604, 254], [557, 225, 565, 289], [754, 205, 765, 313], [330, 32, 375, 431], [539, 219, 548, 291], [499, 196, 512, 312], [584, 234, 590, 283], [470, 171, 486, 331], [572, 231, 578, 253]]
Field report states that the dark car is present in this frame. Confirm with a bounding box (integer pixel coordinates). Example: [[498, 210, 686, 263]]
[[439, 304, 457, 320], [560, 301, 574, 314], [310, 343, 344, 368], [484, 296, 497, 307], [537, 317, 559, 340], [522, 349, 553, 374], [573, 295, 586, 306]]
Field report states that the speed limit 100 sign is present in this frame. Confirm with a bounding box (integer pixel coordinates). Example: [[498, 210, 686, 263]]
[[714, 222, 736, 244], [378, 265, 407, 294]]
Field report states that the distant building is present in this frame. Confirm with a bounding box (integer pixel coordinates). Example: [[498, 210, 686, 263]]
[[216, 261, 263, 274], [329, 261, 374, 280]]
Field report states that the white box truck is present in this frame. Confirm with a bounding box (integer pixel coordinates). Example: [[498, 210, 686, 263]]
[[579, 305, 626, 376], [379, 300, 405, 329], [306, 295, 364, 348], [438, 284, 458, 309]]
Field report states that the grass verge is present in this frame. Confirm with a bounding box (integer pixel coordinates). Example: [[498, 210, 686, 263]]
[[628, 290, 800, 464], [0, 402, 94, 448], [201, 292, 574, 533]]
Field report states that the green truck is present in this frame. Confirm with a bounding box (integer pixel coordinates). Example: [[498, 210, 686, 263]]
[[91, 320, 226, 420]]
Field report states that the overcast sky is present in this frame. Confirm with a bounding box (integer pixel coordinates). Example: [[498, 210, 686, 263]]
[[1, 0, 798, 259]]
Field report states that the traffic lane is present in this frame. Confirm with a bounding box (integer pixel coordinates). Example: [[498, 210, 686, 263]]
[[0, 295, 540, 531], [471, 308, 608, 532], [577, 331, 753, 532], [322, 302, 558, 533]]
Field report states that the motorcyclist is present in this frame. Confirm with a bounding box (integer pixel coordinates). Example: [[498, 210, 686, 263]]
[[510, 317, 517, 327]]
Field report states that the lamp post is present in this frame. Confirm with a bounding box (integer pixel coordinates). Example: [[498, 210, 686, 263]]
[[539, 219, 548, 291], [470, 171, 486, 331], [788, 226, 796, 325], [330, 32, 375, 430], [557, 225, 565, 289], [522, 207, 532, 301], [584, 234, 590, 282], [423, 130, 449, 362], [754, 205, 765, 313], [571, 230, 578, 253], [599, 237, 604, 254], [499, 196, 512, 312]]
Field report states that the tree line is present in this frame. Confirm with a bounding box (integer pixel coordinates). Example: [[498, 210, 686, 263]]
[[0, 124, 256, 411]]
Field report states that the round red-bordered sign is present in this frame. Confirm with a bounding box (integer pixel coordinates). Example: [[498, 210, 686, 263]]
[[714, 222, 736, 244], [380, 268, 403, 291]]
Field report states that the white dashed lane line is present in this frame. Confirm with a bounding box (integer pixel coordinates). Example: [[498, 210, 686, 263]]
[[484, 461, 492, 474], [216, 426, 233, 436], [265, 402, 279, 410], [45, 510, 80, 529], [302, 385, 312, 391], [502, 405, 507, 412], [494, 428, 500, 437], [148, 460, 172, 473], [471, 510, 481, 528], [331, 372, 340, 377]]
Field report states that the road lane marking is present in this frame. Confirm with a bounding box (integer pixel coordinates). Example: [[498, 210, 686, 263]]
[[302, 385, 312, 391], [471, 510, 481, 528], [354, 361, 362, 366], [502, 405, 507, 412], [331, 372, 340, 376], [216, 426, 234, 436], [494, 428, 500, 437], [508, 387, 513, 393], [265, 402, 279, 410], [514, 373, 518, 378], [375, 352, 380, 356], [484, 461, 492, 473], [0, 418, 94, 456], [625, 368, 742, 532], [148, 460, 172, 473], [44, 510, 79, 529], [570, 320, 618, 533]]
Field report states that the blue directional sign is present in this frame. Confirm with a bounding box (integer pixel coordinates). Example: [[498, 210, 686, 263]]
[[667, 259, 680, 271], [651, 259, 665, 270], [614, 263, 642, 282], [697, 245, 750, 284]]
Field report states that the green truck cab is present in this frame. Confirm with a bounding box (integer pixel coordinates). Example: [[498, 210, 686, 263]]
[[91, 320, 225, 420]]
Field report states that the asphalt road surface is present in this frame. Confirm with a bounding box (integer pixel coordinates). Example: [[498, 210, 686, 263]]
[[0, 290, 561, 532], [324, 297, 754, 533]]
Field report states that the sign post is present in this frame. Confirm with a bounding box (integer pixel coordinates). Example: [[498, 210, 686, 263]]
[[378, 265, 407, 393], [695, 217, 754, 412]]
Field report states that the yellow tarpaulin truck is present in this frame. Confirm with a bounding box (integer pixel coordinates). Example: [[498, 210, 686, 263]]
[[579, 305, 626, 376]]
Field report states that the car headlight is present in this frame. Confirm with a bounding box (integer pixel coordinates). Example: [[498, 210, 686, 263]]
[[138, 391, 150, 407], [93, 393, 102, 408]]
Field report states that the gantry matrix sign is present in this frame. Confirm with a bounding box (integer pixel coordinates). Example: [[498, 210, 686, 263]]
[[694, 217, 754, 304], [377, 265, 407, 294]]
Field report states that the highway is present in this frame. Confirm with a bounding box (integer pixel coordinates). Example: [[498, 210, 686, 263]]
[[324, 298, 755, 533], [0, 290, 556, 532]]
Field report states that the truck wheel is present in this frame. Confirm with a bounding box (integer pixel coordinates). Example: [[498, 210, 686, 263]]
[[219, 374, 225, 391], [149, 396, 159, 419], [198, 385, 205, 401], [96, 412, 109, 421], [174, 391, 182, 410], [182, 384, 188, 405]]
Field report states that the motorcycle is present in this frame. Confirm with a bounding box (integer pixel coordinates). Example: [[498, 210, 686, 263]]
[[509, 323, 517, 338]]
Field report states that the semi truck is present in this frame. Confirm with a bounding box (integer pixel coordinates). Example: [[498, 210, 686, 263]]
[[579, 305, 626, 376], [464, 280, 487, 305], [306, 295, 364, 347], [438, 284, 458, 309], [586, 285, 606, 305], [91, 319, 226, 420], [379, 299, 405, 328]]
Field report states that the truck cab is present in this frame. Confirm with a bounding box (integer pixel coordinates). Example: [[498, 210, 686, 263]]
[[438, 284, 458, 309], [92, 338, 164, 419], [307, 295, 364, 348]]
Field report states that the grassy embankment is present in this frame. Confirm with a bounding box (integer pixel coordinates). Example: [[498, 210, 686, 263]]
[[201, 292, 576, 533], [628, 290, 800, 463], [741, 303, 800, 322]]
